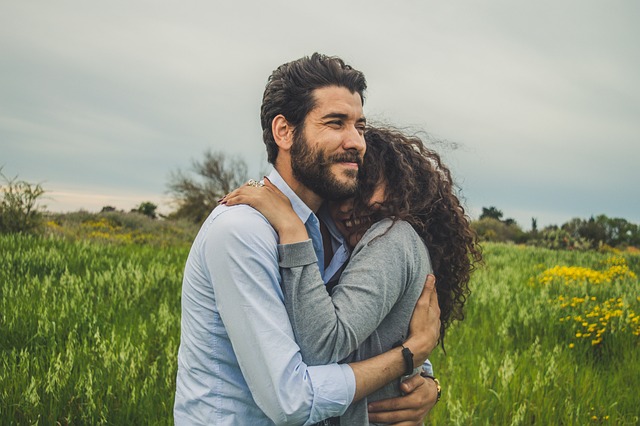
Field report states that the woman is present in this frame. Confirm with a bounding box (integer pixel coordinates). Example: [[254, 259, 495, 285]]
[[223, 126, 482, 424]]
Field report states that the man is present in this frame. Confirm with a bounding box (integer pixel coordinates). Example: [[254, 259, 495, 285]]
[[174, 53, 440, 425]]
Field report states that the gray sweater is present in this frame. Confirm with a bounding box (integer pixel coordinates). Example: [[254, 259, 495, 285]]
[[277, 218, 432, 425]]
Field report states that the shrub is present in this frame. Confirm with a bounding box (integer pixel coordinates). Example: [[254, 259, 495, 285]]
[[0, 170, 46, 234], [529, 227, 592, 251], [471, 217, 527, 243], [44, 210, 199, 247], [131, 201, 158, 219]]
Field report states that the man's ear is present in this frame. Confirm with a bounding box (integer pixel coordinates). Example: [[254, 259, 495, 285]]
[[272, 114, 294, 151]]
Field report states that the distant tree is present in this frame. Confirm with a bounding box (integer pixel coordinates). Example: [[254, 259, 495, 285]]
[[628, 222, 640, 247], [480, 206, 503, 221], [131, 201, 158, 219], [167, 150, 249, 224], [0, 169, 46, 234], [596, 215, 637, 247], [471, 208, 639, 249], [556, 215, 640, 249], [503, 218, 517, 226], [101, 206, 117, 213], [471, 217, 527, 243]]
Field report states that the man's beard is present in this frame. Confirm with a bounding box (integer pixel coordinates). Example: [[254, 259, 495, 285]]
[[290, 130, 362, 202]]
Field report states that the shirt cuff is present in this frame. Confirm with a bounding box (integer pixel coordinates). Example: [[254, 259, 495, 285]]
[[304, 364, 355, 425], [277, 240, 317, 268], [422, 359, 434, 376]]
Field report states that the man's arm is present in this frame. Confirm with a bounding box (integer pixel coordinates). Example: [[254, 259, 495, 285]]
[[208, 207, 354, 425], [207, 207, 439, 423]]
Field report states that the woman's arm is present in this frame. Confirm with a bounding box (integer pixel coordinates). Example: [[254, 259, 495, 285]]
[[279, 219, 431, 365]]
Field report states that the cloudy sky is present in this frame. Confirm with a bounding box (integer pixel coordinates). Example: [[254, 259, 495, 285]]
[[2, 1, 638, 229]]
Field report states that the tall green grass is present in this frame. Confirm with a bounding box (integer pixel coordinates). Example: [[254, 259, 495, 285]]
[[1, 236, 638, 424], [427, 243, 640, 425], [0, 234, 188, 424]]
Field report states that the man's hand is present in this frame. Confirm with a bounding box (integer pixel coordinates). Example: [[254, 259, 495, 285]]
[[367, 374, 438, 425]]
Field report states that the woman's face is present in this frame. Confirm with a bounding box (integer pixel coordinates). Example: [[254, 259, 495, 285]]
[[329, 180, 387, 248]]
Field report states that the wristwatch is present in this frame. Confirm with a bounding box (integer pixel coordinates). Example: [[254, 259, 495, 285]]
[[420, 371, 441, 403], [392, 341, 415, 376]]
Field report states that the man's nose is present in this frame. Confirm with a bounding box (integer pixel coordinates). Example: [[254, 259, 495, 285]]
[[342, 126, 366, 152]]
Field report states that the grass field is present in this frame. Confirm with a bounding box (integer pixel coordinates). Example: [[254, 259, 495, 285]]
[[1, 233, 638, 424], [1, 233, 187, 424], [427, 244, 639, 425]]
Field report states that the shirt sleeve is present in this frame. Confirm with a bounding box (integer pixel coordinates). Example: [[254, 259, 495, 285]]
[[205, 206, 355, 424], [278, 219, 431, 365]]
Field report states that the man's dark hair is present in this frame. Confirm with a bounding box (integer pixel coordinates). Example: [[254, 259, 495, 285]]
[[260, 53, 367, 164]]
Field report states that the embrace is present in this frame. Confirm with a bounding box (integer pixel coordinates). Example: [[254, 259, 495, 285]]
[[174, 53, 481, 425]]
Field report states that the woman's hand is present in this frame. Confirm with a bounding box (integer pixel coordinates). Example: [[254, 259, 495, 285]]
[[221, 177, 309, 244], [403, 274, 440, 367]]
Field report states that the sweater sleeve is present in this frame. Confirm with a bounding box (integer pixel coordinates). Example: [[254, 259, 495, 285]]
[[278, 219, 429, 366]]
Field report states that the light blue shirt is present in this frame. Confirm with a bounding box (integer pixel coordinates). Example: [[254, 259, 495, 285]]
[[174, 170, 356, 425]]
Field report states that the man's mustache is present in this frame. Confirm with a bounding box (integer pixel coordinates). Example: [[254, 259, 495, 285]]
[[323, 153, 363, 167]]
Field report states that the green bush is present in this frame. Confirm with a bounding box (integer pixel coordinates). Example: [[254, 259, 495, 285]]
[[44, 210, 199, 248], [471, 217, 527, 243], [529, 227, 592, 251], [0, 171, 46, 234], [131, 201, 158, 219]]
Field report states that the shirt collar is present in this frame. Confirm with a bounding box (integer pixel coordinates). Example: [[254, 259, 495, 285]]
[[267, 169, 350, 252], [267, 169, 314, 225], [317, 203, 343, 244]]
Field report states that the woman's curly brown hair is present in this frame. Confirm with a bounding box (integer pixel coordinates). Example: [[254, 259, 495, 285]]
[[352, 126, 483, 346]]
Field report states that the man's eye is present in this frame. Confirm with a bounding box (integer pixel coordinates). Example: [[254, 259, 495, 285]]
[[327, 121, 342, 127]]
